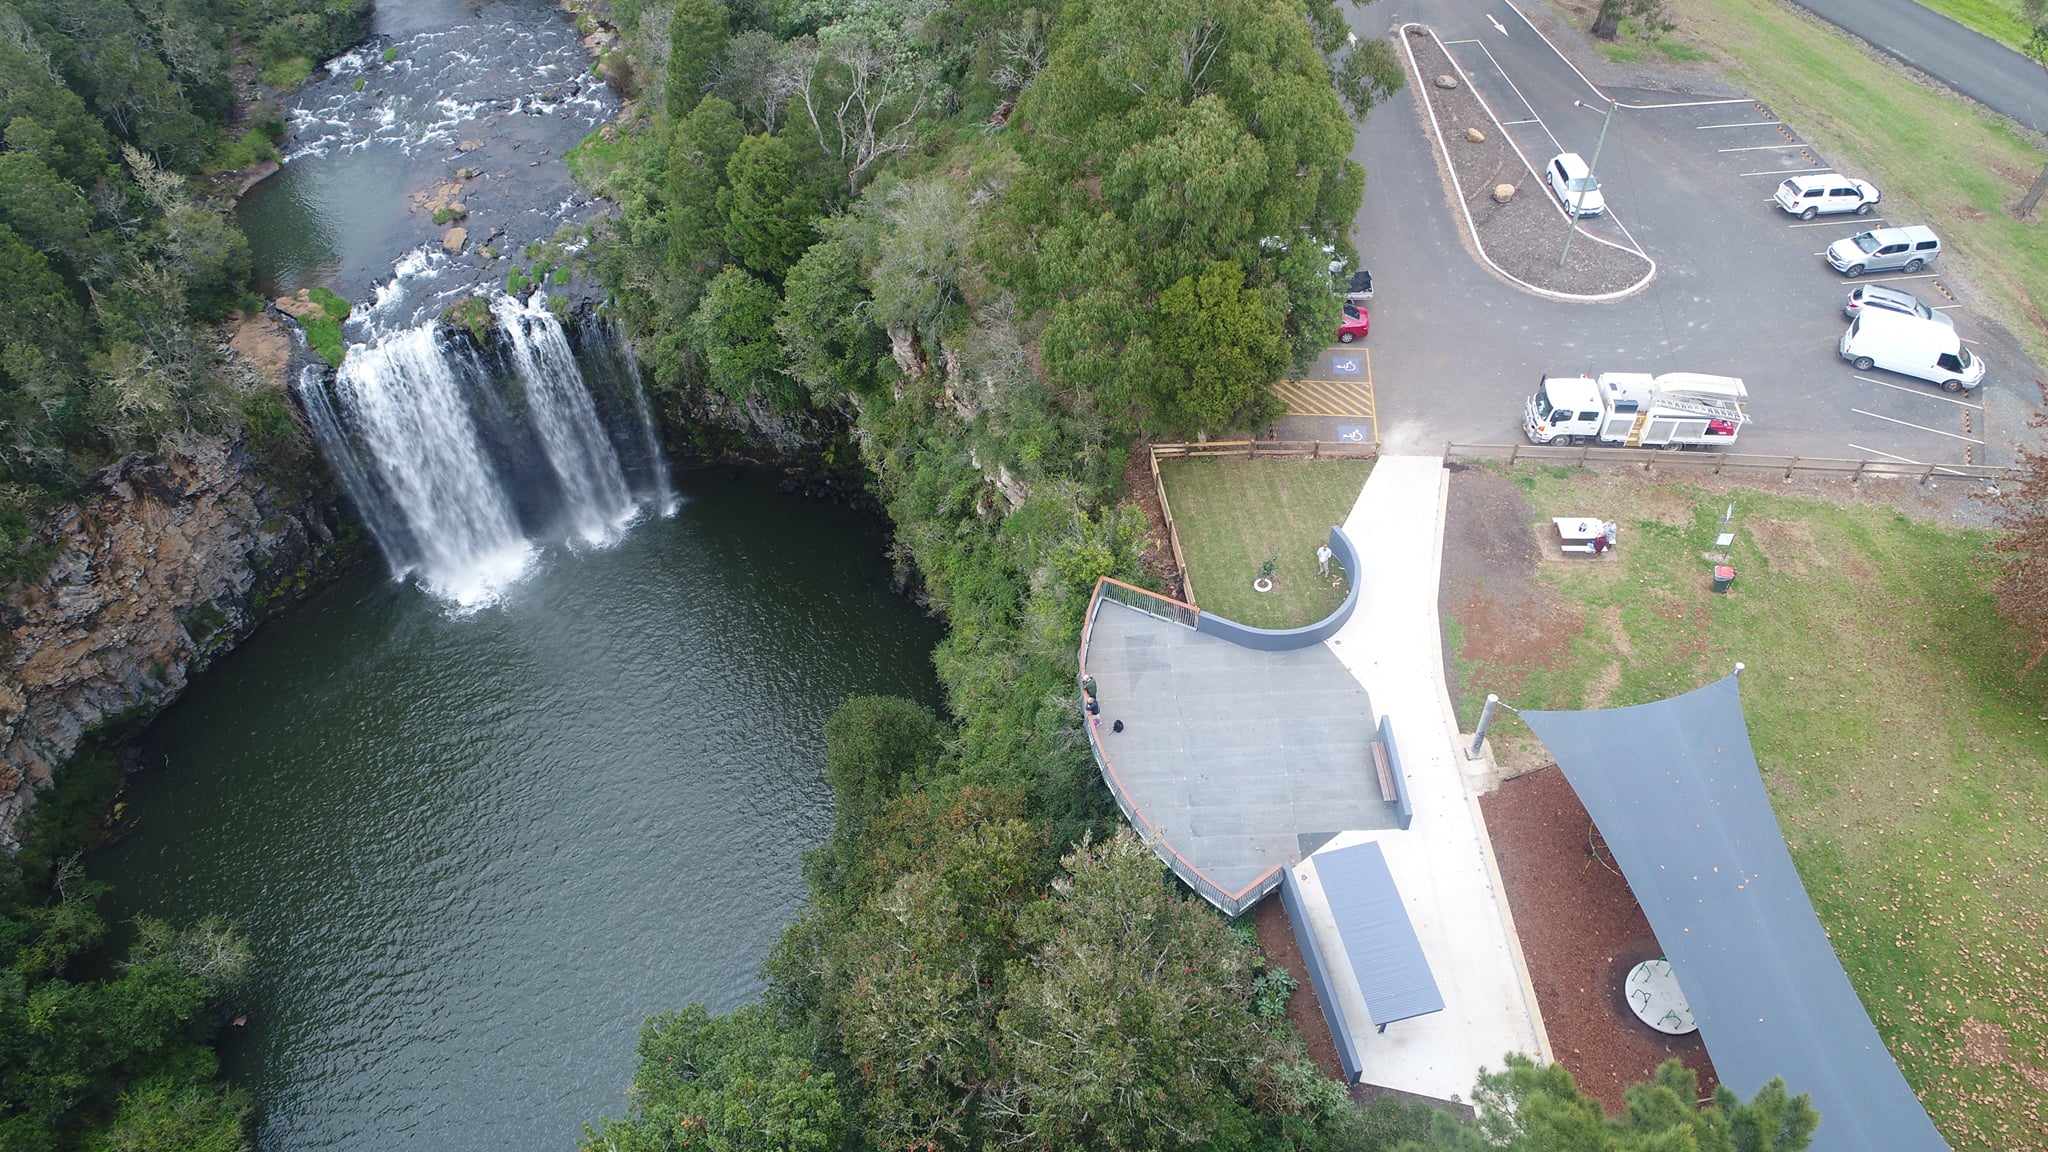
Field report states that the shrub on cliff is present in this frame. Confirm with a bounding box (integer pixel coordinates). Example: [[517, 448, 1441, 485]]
[[0, 742, 255, 1152]]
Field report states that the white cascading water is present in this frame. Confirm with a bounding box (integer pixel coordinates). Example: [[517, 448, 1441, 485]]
[[327, 323, 534, 608], [490, 293, 637, 545], [617, 324, 680, 517]]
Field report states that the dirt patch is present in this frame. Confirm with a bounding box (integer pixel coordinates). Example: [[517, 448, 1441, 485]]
[[1960, 1018, 2010, 1066], [1402, 28, 1651, 298], [1747, 517, 1827, 577], [1482, 766, 1719, 1110], [1122, 441, 1188, 600], [1440, 466, 1585, 699], [1254, 893, 1346, 1083]]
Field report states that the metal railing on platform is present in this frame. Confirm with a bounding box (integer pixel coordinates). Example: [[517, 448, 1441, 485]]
[[1094, 576, 1200, 630], [1080, 578, 1283, 918], [1445, 441, 2019, 482]]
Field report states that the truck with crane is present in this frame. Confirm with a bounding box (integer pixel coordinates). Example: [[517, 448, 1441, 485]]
[[1523, 371, 1750, 449]]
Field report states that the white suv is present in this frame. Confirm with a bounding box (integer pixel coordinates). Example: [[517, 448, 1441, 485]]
[[1774, 173, 1880, 219]]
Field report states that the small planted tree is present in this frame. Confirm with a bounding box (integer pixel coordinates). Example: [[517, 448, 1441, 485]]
[[1590, 0, 1673, 41], [1986, 394, 2048, 669]]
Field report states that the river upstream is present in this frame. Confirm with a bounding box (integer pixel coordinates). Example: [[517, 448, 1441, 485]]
[[91, 3, 942, 1151]]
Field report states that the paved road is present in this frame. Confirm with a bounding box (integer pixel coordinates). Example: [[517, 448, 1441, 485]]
[[1791, 0, 2048, 137], [1310, 0, 2031, 471]]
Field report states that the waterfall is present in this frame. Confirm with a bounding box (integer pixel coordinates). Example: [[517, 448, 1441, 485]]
[[295, 293, 670, 609], [598, 317, 678, 517], [490, 294, 637, 545], [325, 324, 534, 607]]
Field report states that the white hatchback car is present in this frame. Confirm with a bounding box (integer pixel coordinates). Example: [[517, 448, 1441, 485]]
[[1546, 153, 1605, 217]]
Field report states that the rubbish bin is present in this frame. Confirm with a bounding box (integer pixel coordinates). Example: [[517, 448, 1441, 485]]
[[1711, 565, 1736, 593]]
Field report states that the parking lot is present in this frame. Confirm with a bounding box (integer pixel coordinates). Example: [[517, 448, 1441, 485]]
[[1310, 0, 2034, 469]]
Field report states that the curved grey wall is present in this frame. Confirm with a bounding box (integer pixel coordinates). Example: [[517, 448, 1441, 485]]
[[1194, 525, 1361, 651]]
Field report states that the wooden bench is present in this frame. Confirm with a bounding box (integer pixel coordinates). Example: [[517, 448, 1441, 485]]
[[1370, 739, 1398, 803]]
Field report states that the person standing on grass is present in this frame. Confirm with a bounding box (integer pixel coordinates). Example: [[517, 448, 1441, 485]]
[[1316, 543, 1333, 576]]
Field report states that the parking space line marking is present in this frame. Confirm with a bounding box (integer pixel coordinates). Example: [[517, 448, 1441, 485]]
[[1741, 167, 1822, 176], [1696, 120, 1780, 129], [1932, 304, 1961, 310], [1444, 37, 1481, 43], [1852, 375, 1982, 408], [1497, 0, 1748, 107], [1847, 443, 1971, 476], [1852, 409, 1984, 443], [1788, 217, 1884, 228], [1434, 35, 1650, 261], [1463, 39, 1560, 154], [1500, 118, 1539, 125], [1864, 273, 1940, 283], [1719, 143, 1807, 152]]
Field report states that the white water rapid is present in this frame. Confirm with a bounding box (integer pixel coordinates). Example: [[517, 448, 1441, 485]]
[[297, 292, 674, 610]]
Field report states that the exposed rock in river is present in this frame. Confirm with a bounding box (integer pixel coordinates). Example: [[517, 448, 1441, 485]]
[[0, 436, 351, 848]]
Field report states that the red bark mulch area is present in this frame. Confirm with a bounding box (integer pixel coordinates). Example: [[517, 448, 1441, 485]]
[[1254, 892, 1347, 1083], [1482, 765, 1719, 1110]]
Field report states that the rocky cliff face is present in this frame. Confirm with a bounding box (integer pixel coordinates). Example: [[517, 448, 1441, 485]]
[[0, 436, 351, 848]]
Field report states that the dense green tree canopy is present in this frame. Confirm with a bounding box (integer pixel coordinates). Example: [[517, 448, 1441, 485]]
[[1148, 259, 1289, 434], [691, 266, 796, 409], [718, 133, 819, 282], [580, 1003, 844, 1152], [1404, 1056, 1820, 1152], [0, 0, 356, 570]]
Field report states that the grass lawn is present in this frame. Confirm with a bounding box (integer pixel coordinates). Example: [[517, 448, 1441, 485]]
[[1445, 466, 2047, 1151], [1911, 0, 2037, 52], [1659, 0, 2048, 365], [1158, 457, 1372, 629]]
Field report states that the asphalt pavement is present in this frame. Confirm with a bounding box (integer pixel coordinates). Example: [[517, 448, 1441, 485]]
[[1315, 0, 2035, 471], [1789, 0, 2048, 137]]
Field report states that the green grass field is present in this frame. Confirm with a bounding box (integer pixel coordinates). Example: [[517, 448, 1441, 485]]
[[1661, 0, 2048, 366], [1445, 466, 2046, 1151], [1157, 457, 1373, 629]]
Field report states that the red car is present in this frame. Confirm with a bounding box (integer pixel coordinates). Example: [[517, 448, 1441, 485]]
[[1337, 303, 1369, 343]]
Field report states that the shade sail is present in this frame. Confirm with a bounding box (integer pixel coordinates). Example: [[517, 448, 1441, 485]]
[[1521, 676, 1947, 1152]]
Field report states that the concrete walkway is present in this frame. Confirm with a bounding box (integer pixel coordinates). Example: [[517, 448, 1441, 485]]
[[1292, 454, 1549, 1101]]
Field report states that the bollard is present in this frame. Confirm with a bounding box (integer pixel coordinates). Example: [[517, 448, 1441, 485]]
[[1467, 693, 1500, 760]]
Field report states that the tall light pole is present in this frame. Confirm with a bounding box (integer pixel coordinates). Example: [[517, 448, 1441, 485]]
[[1559, 97, 1618, 267]]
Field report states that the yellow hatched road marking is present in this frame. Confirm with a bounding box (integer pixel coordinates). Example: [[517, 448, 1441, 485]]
[[1273, 380, 1374, 416], [1269, 348, 1378, 441]]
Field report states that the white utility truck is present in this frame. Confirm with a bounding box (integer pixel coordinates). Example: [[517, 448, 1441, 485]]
[[1523, 372, 1749, 448]]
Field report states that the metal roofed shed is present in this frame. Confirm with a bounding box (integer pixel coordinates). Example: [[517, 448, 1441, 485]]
[[1284, 840, 1444, 1082], [1520, 675, 1948, 1152]]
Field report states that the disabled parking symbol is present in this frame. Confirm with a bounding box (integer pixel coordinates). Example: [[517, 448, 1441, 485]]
[[1338, 425, 1368, 443], [1331, 356, 1362, 375]]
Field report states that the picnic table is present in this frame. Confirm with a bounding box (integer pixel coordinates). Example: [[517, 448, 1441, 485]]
[[1553, 517, 1617, 554], [1625, 958, 1697, 1035]]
